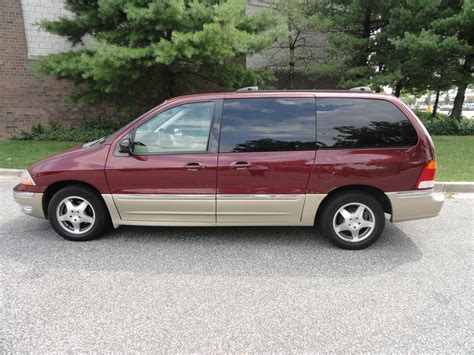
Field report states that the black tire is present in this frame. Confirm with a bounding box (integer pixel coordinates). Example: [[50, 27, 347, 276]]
[[320, 192, 385, 250], [47, 184, 111, 241]]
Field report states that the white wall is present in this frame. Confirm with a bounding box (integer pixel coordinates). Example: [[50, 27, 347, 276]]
[[21, 0, 77, 58]]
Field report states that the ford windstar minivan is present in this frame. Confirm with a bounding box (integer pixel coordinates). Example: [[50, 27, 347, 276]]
[[13, 88, 444, 249]]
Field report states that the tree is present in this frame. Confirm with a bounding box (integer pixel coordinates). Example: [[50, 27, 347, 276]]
[[315, 0, 473, 106], [260, 0, 326, 89], [389, 28, 460, 115], [34, 0, 277, 113], [312, 0, 394, 88], [366, 0, 443, 97], [385, 0, 473, 117], [437, 0, 474, 118]]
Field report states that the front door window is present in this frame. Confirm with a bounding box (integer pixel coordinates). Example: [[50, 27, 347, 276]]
[[134, 101, 215, 154]]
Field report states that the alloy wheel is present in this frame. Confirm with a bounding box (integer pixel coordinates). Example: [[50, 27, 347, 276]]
[[56, 196, 96, 235], [332, 202, 376, 242]]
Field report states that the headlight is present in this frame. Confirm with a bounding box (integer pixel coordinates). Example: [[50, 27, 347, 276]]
[[19, 169, 36, 186]]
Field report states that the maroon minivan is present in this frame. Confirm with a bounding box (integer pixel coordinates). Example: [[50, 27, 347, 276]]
[[13, 88, 444, 249]]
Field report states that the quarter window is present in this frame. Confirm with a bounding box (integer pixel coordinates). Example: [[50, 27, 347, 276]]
[[133, 101, 215, 154], [316, 98, 418, 148], [219, 98, 316, 152]]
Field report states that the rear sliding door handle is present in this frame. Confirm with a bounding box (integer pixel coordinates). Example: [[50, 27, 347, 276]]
[[230, 161, 252, 169], [185, 162, 205, 170]]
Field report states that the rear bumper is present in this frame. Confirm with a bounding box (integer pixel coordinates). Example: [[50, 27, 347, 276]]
[[387, 190, 444, 223], [13, 191, 45, 219]]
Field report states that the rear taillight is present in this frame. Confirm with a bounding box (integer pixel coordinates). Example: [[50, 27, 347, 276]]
[[416, 160, 437, 189]]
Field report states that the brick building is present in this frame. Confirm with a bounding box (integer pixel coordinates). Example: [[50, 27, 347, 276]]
[[0, 0, 116, 138], [0, 0, 333, 138]]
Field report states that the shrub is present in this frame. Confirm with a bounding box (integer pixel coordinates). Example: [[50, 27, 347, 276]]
[[13, 119, 122, 142], [415, 110, 474, 136], [415, 110, 450, 121]]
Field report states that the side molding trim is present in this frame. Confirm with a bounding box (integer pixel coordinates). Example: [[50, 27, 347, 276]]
[[217, 194, 302, 201], [115, 194, 215, 201]]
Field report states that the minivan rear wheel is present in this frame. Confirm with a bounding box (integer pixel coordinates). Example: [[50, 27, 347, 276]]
[[320, 192, 385, 249], [48, 185, 110, 241]]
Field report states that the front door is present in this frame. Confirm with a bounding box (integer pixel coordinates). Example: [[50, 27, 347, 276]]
[[106, 100, 219, 223], [217, 97, 317, 224]]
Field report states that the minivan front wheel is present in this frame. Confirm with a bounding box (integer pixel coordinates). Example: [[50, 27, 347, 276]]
[[48, 185, 110, 241], [320, 192, 385, 249]]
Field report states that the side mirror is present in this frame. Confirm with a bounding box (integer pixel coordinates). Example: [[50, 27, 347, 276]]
[[118, 137, 133, 154]]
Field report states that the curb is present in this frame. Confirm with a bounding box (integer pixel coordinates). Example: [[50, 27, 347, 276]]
[[435, 182, 474, 193], [0, 168, 473, 192], [0, 168, 23, 177]]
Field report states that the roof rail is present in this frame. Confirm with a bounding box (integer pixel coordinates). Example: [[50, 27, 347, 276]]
[[236, 86, 259, 92], [233, 87, 374, 93], [349, 86, 372, 92]]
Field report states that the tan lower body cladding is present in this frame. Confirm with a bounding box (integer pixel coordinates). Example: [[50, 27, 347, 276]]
[[102, 190, 443, 228], [102, 194, 326, 227], [13, 190, 444, 229]]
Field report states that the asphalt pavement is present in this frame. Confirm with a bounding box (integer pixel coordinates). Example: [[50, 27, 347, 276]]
[[1, 179, 473, 352]]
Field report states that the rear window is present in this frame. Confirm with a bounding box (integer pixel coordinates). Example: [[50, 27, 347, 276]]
[[316, 98, 418, 149], [219, 98, 316, 153]]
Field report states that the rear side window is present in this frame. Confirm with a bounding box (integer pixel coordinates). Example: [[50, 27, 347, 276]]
[[219, 98, 316, 152], [316, 98, 418, 149]]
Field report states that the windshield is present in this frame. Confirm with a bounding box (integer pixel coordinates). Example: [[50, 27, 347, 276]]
[[99, 100, 168, 144]]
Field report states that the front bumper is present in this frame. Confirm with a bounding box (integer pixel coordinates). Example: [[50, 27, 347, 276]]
[[13, 191, 45, 219], [387, 190, 444, 223]]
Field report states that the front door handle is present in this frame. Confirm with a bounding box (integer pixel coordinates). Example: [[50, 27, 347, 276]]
[[230, 161, 252, 169], [185, 162, 205, 170]]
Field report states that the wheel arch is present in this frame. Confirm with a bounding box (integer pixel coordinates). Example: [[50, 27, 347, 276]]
[[42, 180, 106, 218], [314, 185, 392, 225]]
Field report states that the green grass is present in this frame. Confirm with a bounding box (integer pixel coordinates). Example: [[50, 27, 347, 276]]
[[0, 141, 78, 169], [432, 136, 474, 181], [0, 137, 472, 181]]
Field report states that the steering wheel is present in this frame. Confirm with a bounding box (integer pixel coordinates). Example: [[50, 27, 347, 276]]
[[157, 128, 176, 148]]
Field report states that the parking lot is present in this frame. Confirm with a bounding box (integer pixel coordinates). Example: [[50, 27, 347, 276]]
[[1, 179, 473, 352]]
